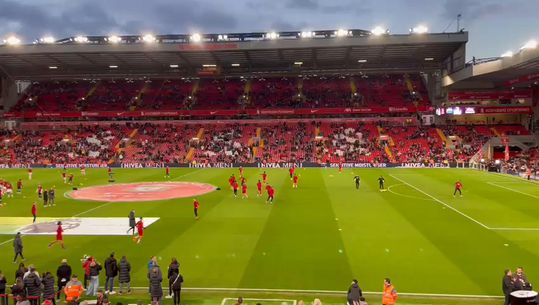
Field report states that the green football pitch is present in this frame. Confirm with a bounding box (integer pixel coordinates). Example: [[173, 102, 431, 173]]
[[0, 167, 538, 301]]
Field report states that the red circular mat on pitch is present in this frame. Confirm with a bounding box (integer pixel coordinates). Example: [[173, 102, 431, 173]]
[[67, 182, 216, 202]]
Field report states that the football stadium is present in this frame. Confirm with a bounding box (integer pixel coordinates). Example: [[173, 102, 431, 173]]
[[0, 5, 538, 305]]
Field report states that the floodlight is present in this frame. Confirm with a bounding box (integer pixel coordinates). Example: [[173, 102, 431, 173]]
[[300, 31, 314, 38], [231, 63, 240, 67], [107, 35, 122, 43], [371, 26, 387, 36], [169, 64, 179, 68], [521, 40, 537, 50], [40, 36, 55, 44], [4, 36, 21, 45], [500, 51, 513, 58], [266, 32, 279, 40], [218, 34, 228, 41], [190, 33, 202, 42], [74, 36, 88, 43], [142, 34, 156, 43], [335, 29, 349, 37], [410, 25, 428, 34]]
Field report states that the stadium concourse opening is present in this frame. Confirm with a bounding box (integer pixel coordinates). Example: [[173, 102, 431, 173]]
[[66, 182, 216, 202]]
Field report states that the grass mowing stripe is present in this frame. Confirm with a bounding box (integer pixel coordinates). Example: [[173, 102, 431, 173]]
[[389, 174, 490, 229], [487, 182, 539, 199]]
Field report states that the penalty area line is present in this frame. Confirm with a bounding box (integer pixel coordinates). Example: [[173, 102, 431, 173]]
[[487, 182, 539, 199], [389, 175, 490, 230]]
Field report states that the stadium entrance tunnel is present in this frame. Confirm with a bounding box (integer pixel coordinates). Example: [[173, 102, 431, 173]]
[[65, 182, 216, 202]]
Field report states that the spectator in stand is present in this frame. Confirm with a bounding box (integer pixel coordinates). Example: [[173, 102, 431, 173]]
[[23, 267, 41, 305], [149, 267, 163, 305], [347, 279, 363, 305], [56, 259, 72, 300], [118, 256, 131, 294], [104, 253, 118, 294], [166, 258, 180, 298], [41, 272, 56, 305], [86, 260, 102, 296], [64, 275, 83, 305]]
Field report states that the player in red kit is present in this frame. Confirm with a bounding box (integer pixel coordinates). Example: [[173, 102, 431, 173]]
[[232, 181, 239, 198], [134, 217, 144, 244], [165, 166, 170, 179], [240, 176, 246, 185], [266, 185, 275, 204], [193, 199, 200, 219], [256, 180, 262, 197], [28, 168, 33, 180], [261, 171, 267, 184], [37, 185, 43, 198], [338, 161, 343, 173], [228, 175, 236, 190], [48, 221, 65, 249], [241, 183, 248, 199], [453, 180, 463, 197], [292, 174, 299, 188], [239, 166, 244, 177], [289, 167, 295, 179], [31, 202, 37, 223], [80, 166, 86, 176], [62, 172, 67, 184]]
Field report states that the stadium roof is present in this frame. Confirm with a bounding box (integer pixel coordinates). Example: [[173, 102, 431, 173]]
[[0, 30, 468, 80], [444, 47, 539, 89]]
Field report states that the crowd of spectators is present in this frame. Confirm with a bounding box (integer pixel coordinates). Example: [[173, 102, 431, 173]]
[[9, 74, 430, 113]]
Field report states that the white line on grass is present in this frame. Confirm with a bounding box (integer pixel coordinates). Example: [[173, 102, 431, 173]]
[[389, 175, 490, 229], [487, 182, 539, 199], [221, 298, 297, 305], [387, 184, 432, 201], [130, 286, 503, 299], [0, 238, 13, 246]]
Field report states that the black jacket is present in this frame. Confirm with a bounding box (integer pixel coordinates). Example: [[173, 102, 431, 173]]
[[169, 273, 183, 291], [347, 283, 362, 301], [89, 264, 102, 277], [56, 263, 72, 282], [13, 235, 23, 253], [118, 258, 131, 283], [149, 271, 163, 299], [0, 275, 6, 293], [23, 272, 41, 297], [502, 275, 514, 295], [167, 262, 180, 280], [104, 257, 118, 277], [42, 274, 55, 298]]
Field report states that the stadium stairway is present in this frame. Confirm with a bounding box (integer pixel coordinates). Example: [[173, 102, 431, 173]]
[[110, 128, 139, 164], [436, 128, 452, 148], [185, 127, 204, 162], [490, 127, 502, 137]]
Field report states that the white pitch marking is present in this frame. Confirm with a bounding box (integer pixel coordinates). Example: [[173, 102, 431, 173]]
[[487, 182, 539, 199], [390, 175, 490, 229]]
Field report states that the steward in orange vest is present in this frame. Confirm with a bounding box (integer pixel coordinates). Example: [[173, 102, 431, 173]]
[[382, 278, 398, 305], [64, 275, 84, 304]]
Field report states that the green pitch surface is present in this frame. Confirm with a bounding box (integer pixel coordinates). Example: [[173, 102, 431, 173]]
[[0, 167, 538, 298]]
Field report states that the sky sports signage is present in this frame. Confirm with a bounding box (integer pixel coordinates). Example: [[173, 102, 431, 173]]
[[448, 90, 532, 100], [436, 106, 532, 116]]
